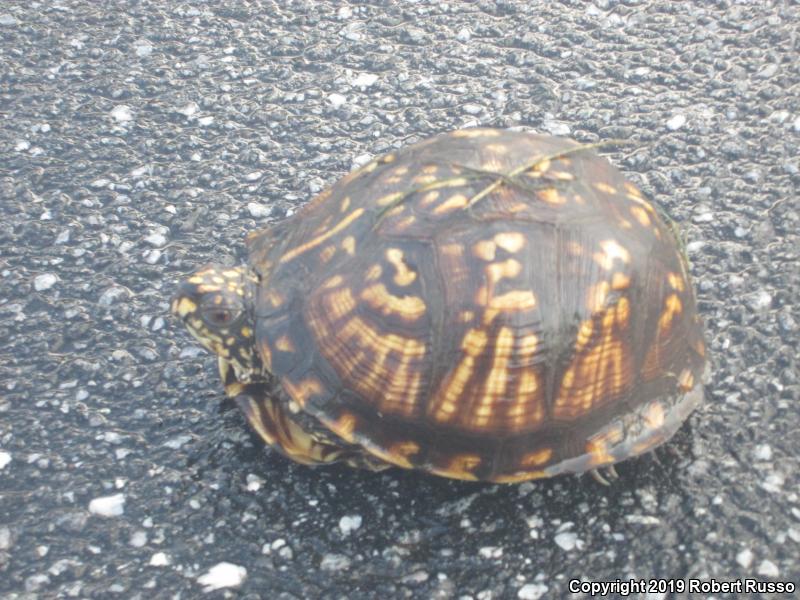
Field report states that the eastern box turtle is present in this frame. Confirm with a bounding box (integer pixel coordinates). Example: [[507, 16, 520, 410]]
[[172, 128, 707, 483]]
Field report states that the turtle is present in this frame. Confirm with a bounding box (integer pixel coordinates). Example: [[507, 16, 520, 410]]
[[171, 128, 707, 483]]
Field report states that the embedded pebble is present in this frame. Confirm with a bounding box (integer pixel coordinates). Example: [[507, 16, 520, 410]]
[[667, 114, 687, 130], [34, 273, 58, 291], [149, 552, 170, 566], [328, 93, 347, 109], [247, 202, 271, 218], [351, 72, 378, 88], [197, 562, 247, 592], [518, 582, 549, 600], [177, 102, 198, 117], [88, 493, 125, 517], [338, 515, 362, 535], [0, 451, 11, 470], [0, 526, 12, 550], [320, 553, 351, 571], [130, 531, 147, 547], [110, 105, 133, 122], [0, 13, 19, 26], [198, 116, 214, 126], [144, 232, 167, 247], [554, 532, 583, 551], [753, 444, 772, 461], [757, 559, 779, 577], [736, 548, 753, 568], [135, 42, 153, 57], [245, 171, 263, 182]]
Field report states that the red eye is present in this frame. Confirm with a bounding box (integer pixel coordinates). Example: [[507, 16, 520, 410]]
[[203, 307, 235, 327]]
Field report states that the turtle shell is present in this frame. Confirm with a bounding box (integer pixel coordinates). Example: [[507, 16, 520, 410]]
[[245, 128, 707, 482]]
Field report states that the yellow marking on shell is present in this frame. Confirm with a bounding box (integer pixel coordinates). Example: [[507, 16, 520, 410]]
[[494, 231, 526, 253], [440, 243, 464, 257], [612, 272, 631, 290], [393, 214, 417, 231], [625, 183, 656, 214], [275, 335, 295, 353], [361, 284, 426, 321], [459, 310, 475, 323], [187, 275, 206, 285], [331, 413, 357, 444], [476, 259, 522, 306], [319, 244, 337, 263], [452, 129, 501, 138], [173, 297, 198, 318], [321, 275, 344, 289], [522, 448, 553, 467], [324, 287, 357, 321], [555, 292, 632, 419], [693, 337, 706, 357], [432, 328, 486, 420], [282, 376, 324, 408], [473, 240, 497, 261], [594, 182, 617, 195], [385, 248, 417, 286], [587, 281, 610, 312], [487, 290, 537, 311], [493, 470, 549, 483], [433, 193, 469, 215], [439, 454, 481, 481], [585, 438, 615, 467], [266, 290, 284, 308], [481, 157, 505, 172], [340, 196, 351, 213], [365, 264, 382, 281], [385, 165, 410, 184], [630, 205, 651, 227], [280, 208, 365, 263], [658, 293, 682, 335], [413, 173, 439, 185], [667, 271, 686, 291], [567, 241, 584, 256], [385, 204, 405, 218], [420, 190, 440, 207], [341, 235, 356, 256], [386, 441, 421, 469], [472, 327, 514, 428], [526, 157, 551, 175], [376, 192, 404, 207], [508, 202, 529, 213], [485, 143, 510, 155], [593, 239, 631, 270], [537, 187, 566, 205]]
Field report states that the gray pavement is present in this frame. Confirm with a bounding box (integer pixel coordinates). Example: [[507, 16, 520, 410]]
[[0, 1, 798, 598]]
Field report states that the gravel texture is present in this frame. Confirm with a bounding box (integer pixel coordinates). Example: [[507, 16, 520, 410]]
[[1, 1, 798, 598]]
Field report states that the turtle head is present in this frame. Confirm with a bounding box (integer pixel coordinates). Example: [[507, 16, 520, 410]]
[[172, 265, 261, 381]]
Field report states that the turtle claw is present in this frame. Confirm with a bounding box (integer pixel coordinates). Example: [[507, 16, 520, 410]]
[[589, 464, 620, 486]]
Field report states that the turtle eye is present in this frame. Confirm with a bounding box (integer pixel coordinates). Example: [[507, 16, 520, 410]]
[[201, 305, 239, 328]]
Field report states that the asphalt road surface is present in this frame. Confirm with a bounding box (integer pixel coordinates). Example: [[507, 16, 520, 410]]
[[1, 1, 798, 598]]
